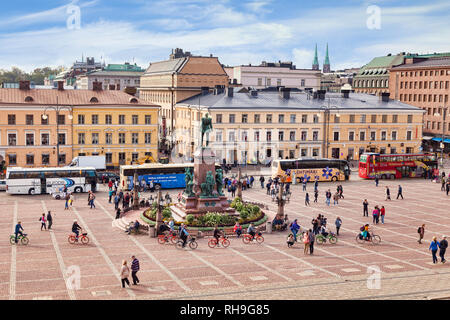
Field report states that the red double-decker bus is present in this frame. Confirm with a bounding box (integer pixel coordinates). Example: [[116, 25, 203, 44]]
[[359, 153, 438, 179]]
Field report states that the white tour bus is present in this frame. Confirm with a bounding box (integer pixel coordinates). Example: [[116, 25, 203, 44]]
[[6, 167, 98, 195]]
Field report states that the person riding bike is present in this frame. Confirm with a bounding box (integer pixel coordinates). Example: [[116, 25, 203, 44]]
[[247, 223, 256, 240], [213, 226, 223, 245], [72, 220, 82, 240], [290, 219, 300, 242], [360, 224, 371, 241], [159, 221, 171, 235], [179, 224, 189, 247], [320, 225, 329, 238], [14, 221, 24, 244]]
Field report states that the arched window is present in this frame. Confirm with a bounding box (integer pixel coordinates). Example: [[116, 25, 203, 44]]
[[129, 98, 138, 103], [90, 97, 99, 103], [24, 96, 34, 102]]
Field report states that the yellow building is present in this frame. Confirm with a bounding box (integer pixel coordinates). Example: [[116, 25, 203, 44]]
[[72, 84, 160, 169], [174, 88, 424, 164]]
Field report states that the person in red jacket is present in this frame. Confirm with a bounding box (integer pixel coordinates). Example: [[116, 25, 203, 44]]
[[380, 206, 386, 224]]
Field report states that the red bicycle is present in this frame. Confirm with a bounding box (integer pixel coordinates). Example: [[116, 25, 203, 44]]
[[242, 232, 264, 244], [68, 232, 89, 245], [208, 236, 230, 248], [157, 231, 178, 245]]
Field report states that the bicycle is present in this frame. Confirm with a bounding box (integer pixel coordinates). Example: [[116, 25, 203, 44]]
[[316, 232, 338, 245], [10, 233, 29, 245], [157, 231, 178, 245], [243, 232, 264, 244], [355, 232, 381, 245], [208, 236, 230, 248], [176, 236, 198, 250], [68, 232, 90, 245]]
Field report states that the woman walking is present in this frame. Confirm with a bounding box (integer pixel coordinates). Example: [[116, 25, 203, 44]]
[[372, 206, 380, 224], [305, 193, 310, 206], [303, 230, 310, 255], [430, 237, 440, 264], [39, 213, 47, 231], [120, 260, 131, 288], [418, 224, 425, 244]]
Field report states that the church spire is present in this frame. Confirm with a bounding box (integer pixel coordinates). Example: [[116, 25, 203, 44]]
[[323, 43, 331, 73], [312, 43, 319, 70]]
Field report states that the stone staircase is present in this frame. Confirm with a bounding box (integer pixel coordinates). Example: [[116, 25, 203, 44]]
[[111, 211, 147, 232]]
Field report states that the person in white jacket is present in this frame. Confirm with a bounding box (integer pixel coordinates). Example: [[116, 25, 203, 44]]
[[120, 260, 130, 288]]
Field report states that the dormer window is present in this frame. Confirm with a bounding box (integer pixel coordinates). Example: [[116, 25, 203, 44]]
[[24, 96, 34, 102], [90, 97, 99, 103], [129, 98, 138, 103]]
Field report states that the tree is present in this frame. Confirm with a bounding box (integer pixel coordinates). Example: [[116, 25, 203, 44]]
[[0, 66, 65, 85]]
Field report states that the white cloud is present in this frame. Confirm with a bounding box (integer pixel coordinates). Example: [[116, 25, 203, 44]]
[[292, 48, 314, 69]]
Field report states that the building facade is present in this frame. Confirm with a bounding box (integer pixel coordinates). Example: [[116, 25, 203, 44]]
[[389, 54, 450, 150], [0, 81, 160, 169], [225, 61, 321, 90], [174, 88, 424, 164]]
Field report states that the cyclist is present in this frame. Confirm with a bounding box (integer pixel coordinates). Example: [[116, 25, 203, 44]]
[[247, 223, 256, 240], [14, 221, 24, 244], [213, 226, 223, 245], [168, 218, 175, 232], [320, 225, 329, 238], [158, 221, 171, 235], [72, 220, 82, 241], [179, 224, 189, 248], [360, 224, 371, 241], [290, 219, 300, 242]]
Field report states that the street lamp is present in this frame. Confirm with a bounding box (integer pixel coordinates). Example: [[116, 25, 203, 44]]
[[317, 97, 340, 158], [42, 100, 73, 167], [434, 106, 447, 168]]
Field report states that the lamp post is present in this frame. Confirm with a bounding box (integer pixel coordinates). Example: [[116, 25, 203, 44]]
[[276, 176, 287, 219], [42, 100, 73, 167], [317, 97, 340, 158], [434, 105, 447, 168]]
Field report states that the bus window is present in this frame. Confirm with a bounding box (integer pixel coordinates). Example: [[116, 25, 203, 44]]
[[9, 172, 26, 179], [56, 170, 69, 177], [86, 170, 96, 177], [27, 172, 41, 179]]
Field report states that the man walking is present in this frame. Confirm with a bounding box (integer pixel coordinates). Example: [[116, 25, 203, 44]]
[[305, 193, 310, 206], [47, 211, 53, 230], [309, 230, 315, 255], [314, 189, 318, 203], [385, 186, 391, 201], [418, 224, 425, 244], [397, 185, 404, 199], [335, 217, 342, 236], [131, 255, 140, 285], [325, 190, 331, 206], [363, 199, 369, 217], [439, 236, 448, 263], [375, 175, 379, 187]]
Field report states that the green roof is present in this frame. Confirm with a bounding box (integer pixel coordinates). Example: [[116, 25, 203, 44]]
[[104, 63, 144, 72], [405, 52, 450, 59], [357, 54, 405, 76]]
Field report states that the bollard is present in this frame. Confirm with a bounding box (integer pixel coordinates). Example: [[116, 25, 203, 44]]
[[266, 221, 272, 234], [149, 226, 156, 238]]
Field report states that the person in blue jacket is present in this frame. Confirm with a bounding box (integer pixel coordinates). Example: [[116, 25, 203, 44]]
[[430, 236, 440, 264], [14, 221, 24, 244], [290, 219, 300, 242]]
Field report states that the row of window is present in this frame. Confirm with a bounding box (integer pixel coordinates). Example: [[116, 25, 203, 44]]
[[400, 69, 450, 77], [78, 152, 153, 165], [354, 79, 389, 88], [400, 80, 449, 90], [399, 93, 448, 104], [425, 121, 450, 132], [77, 132, 152, 145], [7, 133, 66, 146], [7, 114, 67, 125], [333, 130, 412, 142], [255, 78, 307, 87], [78, 114, 153, 125], [7, 154, 66, 166]]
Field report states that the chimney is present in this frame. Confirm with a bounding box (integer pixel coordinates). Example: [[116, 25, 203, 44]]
[[381, 92, 390, 102], [317, 89, 326, 100], [342, 89, 350, 99], [57, 81, 64, 91], [92, 81, 103, 91], [279, 87, 291, 99], [227, 87, 234, 98], [201, 86, 209, 96], [250, 90, 258, 97], [19, 80, 30, 90]]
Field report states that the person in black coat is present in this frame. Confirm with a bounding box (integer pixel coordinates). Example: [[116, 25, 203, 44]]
[[47, 211, 53, 230], [440, 236, 448, 263]]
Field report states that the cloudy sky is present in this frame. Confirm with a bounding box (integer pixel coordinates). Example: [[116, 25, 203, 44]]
[[0, 0, 449, 72]]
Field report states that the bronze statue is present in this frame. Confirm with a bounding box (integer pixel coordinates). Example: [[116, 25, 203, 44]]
[[201, 170, 215, 197], [201, 113, 213, 147], [184, 168, 195, 197], [215, 168, 224, 196]]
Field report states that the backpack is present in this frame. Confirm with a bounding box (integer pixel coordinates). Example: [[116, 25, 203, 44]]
[[417, 227, 421, 233], [360, 226, 365, 232]]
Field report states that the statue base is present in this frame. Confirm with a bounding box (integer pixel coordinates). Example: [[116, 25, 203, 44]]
[[172, 194, 236, 219]]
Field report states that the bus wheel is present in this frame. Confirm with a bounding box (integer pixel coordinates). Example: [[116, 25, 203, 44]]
[[381, 174, 387, 180], [390, 174, 396, 180], [331, 176, 338, 182], [74, 187, 83, 193], [155, 184, 161, 190], [28, 188, 35, 195]]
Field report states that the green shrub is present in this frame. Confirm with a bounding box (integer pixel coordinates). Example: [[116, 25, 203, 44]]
[[162, 207, 172, 220], [186, 214, 195, 224]]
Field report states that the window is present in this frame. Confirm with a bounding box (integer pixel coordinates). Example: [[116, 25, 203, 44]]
[[78, 115, 85, 124], [92, 114, 98, 125], [145, 115, 152, 125], [105, 115, 112, 125], [301, 79, 306, 87], [91, 133, 99, 145], [58, 115, 65, 125], [312, 148, 319, 157], [392, 131, 397, 141], [8, 133, 17, 146], [145, 133, 152, 144], [132, 133, 139, 144], [407, 115, 413, 123], [132, 115, 139, 125], [360, 131, 366, 141], [301, 131, 307, 141], [58, 154, 66, 165], [266, 114, 272, 123], [349, 115, 355, 123], [228, 131, 235, 142], [254, 114, 260, 123], [382, 115, 387, 123], [8, 154, 17, 165], [301, 149, 307, 157], [333, 132, 340, 141], [290, 114, 296, 123], [392, 115, 398, 123], [349, 131, 354, 141], [8, 114, 16, 125], [119, 133, 126, 144], [41, 154, 50, 165], [41, 115, 48, 125], [105, 153, 113, 164], [242, 114, 248, 123], [106, 133, 112, 145], [119, 115, 125, 125], [216, 114, 222, 124], [242, 131, 248, 142], [313, 131, 319, 141], [277, 79, 282, 87], [371, 115, 377, 123], [279, 114, 284, 123], [254, 131, 260, 142], [257, 78, 262, 86], [26, 154, 34, 165], [290, 131, 296, 141], [119, 153, 126, 165], [278, 131, 284, 141], [78, 133, 85, 145], [360, 115, 366, 123], [266, 131, 272, 142], [229, 114, 235, 123], [381, 131, 387, 141], [215, 131, 222, 142], [26, 133, 34, 146], [266, 78, 271, 86], [302, 115, 307, 123], [132, 153, 139, 163], [334, 115, 340, 123], [406, 131, 412, 140], [370, 131, 376, 141], [313, 115, 319, 123], [41, 133, 49, 146], [58, 133, 66, 145], [26, 115, 34, 125]]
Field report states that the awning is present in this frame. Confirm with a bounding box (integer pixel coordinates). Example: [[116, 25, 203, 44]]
[[422, 136, 434, 140], [431, 137, 450, 143]]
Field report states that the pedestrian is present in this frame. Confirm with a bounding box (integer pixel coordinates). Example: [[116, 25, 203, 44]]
[[109, 189, 114, 203], [305, 193, 310, 206], [131, 256, 140, 285], [114, 194, 119, 210], [372, 206, 379, 224], [314, 190, 318, 203], [429, 236, 440, 264], [380, 206, 386, 224], [385, 186, 391, 201], [397, 185, 403, 199], [302, 179, 307, 191], [47, 211, 53, 230], [441, 176, 446, 192], [303, 230, 310, 255], [290, 219, 300, 242], [108, 180, 113, 191], [120, 260, 131, 288], [333, 192, 339, 205], [115, 208, 121, 220], [418, 224, 425, 244], [325, 190, 331, 206], [375, 175, 379, 187], [69, 193, 74, 207], [446, 181, 450, 196], [335, 217, 342, 236], [260, 176, 265, 189], [89, 192, 96, 209], [65, 193, 70, 210], [39, 213, 47, 231], [363, 199, 369, 217], [439, 236, 448, 263], [314, 178, 318, 192], [309, 229, 315, 255]]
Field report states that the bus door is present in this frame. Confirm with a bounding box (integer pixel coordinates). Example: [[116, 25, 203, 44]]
[[399, 166, 409, 178], [40, 172, 47, 194]]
